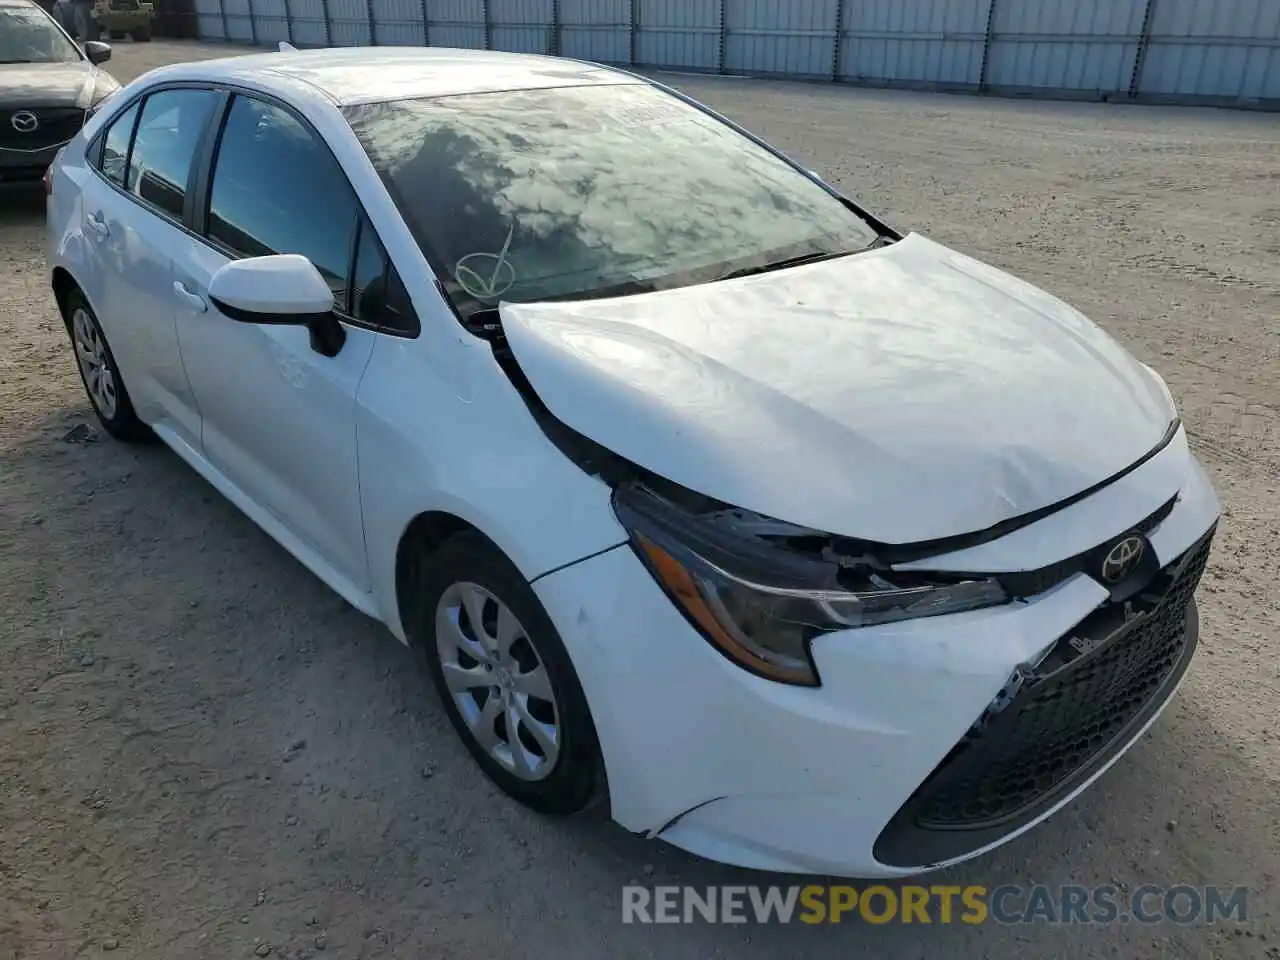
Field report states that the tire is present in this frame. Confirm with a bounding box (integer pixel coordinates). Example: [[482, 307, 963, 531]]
[[63, 290, 152, 442], [411, 531, 601, 815], [133, 24, 151, 40]]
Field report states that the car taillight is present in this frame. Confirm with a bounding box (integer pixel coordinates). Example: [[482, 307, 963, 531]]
[[44, 147, 64, 195]]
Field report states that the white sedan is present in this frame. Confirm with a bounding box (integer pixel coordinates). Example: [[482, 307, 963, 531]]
[[45, 46, 1220, 877]]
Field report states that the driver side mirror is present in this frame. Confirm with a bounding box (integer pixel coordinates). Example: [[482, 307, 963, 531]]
[[84, 41, 111, 65], [208, 254, 347, 357]]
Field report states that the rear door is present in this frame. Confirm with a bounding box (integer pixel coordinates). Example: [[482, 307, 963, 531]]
[[78, 87, 220, 446], [171, 92, 377, 591]]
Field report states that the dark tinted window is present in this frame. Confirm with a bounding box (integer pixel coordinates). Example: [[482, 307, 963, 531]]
[[382, 267, 417, 334], [350, 215, 386, 323], [99, 101, 140, 187], [128, 89, 218, 220], [207, 96, 357, 303], [347, 216, 418, 334], [344, 84, 880, 321]]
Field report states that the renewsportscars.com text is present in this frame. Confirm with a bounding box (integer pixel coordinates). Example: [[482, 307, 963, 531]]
[[622, 884, 1249, 926]]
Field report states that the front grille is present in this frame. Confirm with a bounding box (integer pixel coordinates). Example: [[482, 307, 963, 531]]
[[0, 107, 85, 152], [996, 495, 1177, 599], [875, 525, 1214, 866]]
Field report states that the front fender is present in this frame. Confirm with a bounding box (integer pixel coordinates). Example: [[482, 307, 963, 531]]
[[356, 333, 627, 640]]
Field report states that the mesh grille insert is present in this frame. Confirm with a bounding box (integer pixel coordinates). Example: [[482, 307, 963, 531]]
[[913, 529, 1213, 831]]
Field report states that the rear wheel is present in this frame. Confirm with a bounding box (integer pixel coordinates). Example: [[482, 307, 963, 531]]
[[411, 532, 601, 815], [133, 23, 151, 40], [64, 291, 151, 442]]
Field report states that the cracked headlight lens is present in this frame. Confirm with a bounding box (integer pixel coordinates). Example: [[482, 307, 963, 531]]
[[614, 484, 1008, 686]]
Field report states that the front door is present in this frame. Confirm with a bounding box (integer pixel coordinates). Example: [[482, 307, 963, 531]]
[[172, 93, 375, 590]]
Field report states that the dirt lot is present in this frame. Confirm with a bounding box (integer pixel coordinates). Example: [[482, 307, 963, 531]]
[[1, 40, 1278, 960]]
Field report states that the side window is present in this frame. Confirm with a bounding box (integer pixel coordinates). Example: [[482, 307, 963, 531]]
[[350, 215, 420, 334], [127, 89, 219, 220], [350, 215, 387, 324], [98, 100, 140, 188], [382, 266, 418, 335], [206, 95, 357, 305]]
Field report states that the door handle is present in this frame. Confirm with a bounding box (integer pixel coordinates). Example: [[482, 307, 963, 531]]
[[86, 211, 109, 238], [172, 281, 207, 313]]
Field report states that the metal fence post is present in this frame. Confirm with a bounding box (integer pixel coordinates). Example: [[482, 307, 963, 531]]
[[420, 0, 429, 45], [247, 0, 258, 44], [283, 0, 293, 43], [831, 0, 845, 80], [550, 0, 560, 55], [219, 0, 229, 41], [366, 0, 376, 44], [978, 0, 997, 91], [629, 0, 637, 65], [717, 0, 727, 73], [1129, 0, 1159, 98], [322, 0, 331, 45], [482, 0, 491, 49]]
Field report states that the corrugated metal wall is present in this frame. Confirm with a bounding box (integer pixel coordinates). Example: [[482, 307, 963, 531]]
[[192, 0, 1280, 109], [840, 0, 988, 87], [1141, 0, 1280, 101]]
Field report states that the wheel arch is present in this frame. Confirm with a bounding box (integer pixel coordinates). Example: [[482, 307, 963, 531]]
[[393, 510, 504, 646], [51, 266, 82, 327]]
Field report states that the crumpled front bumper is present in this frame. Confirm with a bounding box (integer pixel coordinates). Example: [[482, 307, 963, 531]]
[[532, 443, 1220, 878]]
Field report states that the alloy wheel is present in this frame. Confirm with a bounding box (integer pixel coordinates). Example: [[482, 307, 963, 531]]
[[434, 582, 561, 781], [72, 307, 118, 420]]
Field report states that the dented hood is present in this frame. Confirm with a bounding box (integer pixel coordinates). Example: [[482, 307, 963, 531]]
[[500, 233, 1176, 544]]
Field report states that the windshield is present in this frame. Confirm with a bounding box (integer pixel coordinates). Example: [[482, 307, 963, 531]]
[[344, 83, 881, 319], [0, 6, 82, 63]]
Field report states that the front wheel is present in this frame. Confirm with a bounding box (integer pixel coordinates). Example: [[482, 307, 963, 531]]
[[412, 532, 601, 815], [64, 291, 151, 442]]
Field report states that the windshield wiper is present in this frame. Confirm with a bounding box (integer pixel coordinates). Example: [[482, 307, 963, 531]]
[[715, 237, 893, 283]]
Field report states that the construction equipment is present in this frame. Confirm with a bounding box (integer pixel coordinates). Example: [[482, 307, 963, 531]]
[[91, 0, 153, 41]]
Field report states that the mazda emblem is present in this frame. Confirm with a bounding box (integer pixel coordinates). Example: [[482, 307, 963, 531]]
[[10, 111, 39, 134], [1100, 535, 1145, 584]]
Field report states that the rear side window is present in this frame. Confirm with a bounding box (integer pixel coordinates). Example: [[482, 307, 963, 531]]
[[127, 89, 219, 220], [98, 100, 140, 187], [206, 95, 357, 305]]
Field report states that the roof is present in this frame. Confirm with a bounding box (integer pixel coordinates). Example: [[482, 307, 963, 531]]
[[151, 47, 643, 106]]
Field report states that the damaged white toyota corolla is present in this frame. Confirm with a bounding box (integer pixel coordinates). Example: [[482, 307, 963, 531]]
[[46, 47, 1220, 877]]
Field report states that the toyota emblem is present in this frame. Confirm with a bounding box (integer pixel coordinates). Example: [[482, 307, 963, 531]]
[[1100, 535, 1145, 584], [10, 111, 39, 134]]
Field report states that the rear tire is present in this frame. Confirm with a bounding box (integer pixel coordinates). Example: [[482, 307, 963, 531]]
[[410, 532, 601, 815], [133, 24, 151, 40], [63, 290, 152, 443]]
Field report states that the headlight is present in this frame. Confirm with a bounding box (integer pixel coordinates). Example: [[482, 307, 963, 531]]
[[613, 484, 1008, 687]]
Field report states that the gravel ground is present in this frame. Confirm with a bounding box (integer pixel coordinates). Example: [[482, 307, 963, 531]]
[[1, 40, 1277, 960]]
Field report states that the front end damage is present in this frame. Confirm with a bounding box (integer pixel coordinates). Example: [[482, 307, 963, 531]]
[[468, 268, 1219, 873]]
